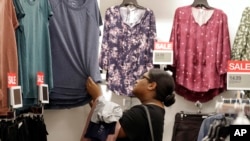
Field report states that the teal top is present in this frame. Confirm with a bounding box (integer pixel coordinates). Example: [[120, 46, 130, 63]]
[[18, 0, 53, 106]]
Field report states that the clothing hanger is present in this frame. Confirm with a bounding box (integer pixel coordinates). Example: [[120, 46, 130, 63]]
[[202, 117, 230, 141], [210, 120, 222, 140], [120, 0, 145, 9], [179, 111, 213, 120], [179, 101, 215, 119], [191, 0, 212, 9]]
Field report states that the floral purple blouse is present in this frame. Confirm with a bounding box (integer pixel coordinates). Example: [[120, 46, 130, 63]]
[[169, 6, 231, 102], [99, 5, 156, 96]]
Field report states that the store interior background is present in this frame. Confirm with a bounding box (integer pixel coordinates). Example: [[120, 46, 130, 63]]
[[43, 0, 250, 141]]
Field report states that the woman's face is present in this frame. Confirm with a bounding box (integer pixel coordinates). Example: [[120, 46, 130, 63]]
[[132, 72, 151, 96]]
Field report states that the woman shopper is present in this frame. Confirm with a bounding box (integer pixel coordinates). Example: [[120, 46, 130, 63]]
[[86, 68, 176, 141]]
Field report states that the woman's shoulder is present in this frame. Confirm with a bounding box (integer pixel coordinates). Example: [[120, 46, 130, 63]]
[[128, 104, 165, 114]]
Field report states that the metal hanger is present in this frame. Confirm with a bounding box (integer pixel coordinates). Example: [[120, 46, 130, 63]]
[[191, 0, 212, 9], [120, 0, 145, 9]]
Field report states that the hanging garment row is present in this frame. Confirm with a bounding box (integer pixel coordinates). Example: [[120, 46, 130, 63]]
[[0, 105, 48, 141], [2, 0, 250, 112], [198, 114, 232, 141], [199, 92, 250, 141], [1, 0, 103, 111], [172, 93, 250, 141], [0, 115, 48, 141]]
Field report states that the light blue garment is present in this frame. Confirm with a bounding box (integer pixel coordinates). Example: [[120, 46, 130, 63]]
[[197, 114, 224, 141]]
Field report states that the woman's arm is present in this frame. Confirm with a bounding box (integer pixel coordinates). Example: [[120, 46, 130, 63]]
[[86, 77, 102, 100], [86, 77, 127, 139]]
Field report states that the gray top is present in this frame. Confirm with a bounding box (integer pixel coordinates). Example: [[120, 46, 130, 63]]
[[48, 0, 102, 109]]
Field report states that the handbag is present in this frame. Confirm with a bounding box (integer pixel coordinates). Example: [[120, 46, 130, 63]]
[[142, 105, 155, 141]]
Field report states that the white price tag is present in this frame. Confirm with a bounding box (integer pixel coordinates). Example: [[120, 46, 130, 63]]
[[227, 61, 250, 90], [153, 50, 173, 64], [153, 42, 173, 65]]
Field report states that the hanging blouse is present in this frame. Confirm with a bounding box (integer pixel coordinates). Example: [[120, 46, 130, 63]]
[[231, 7, 250, 98], [169, 6, 231, 102], [232, 7, 250, 60], [99, 5, 156, 96]]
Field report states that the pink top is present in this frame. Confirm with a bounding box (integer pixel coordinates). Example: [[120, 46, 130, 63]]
[[169, 6, 231, 101]]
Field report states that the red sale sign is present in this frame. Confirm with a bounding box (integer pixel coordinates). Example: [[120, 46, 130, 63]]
[[7, 73, 17, 88], [37, 72, 44, 85], [227, 60, 250, 90], [154, 42, 173, 50], [227, 61, 250, 72]]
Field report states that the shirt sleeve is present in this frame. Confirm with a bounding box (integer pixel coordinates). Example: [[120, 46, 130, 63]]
[[169, 8, 180, 67], [99, 7, 112, 70], [145, 10, 156, 70], [215, 11, 231, 75]]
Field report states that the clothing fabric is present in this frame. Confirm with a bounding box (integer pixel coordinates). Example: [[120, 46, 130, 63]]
[[169, 6, 231, 102], [99, 5, 156, 96], [13, 0, 25, 20], [85, 121, 116, 141], [0, 116, 48, 141], [231, 7, 250, 97], [117, 105, 165, 141], [197, 114, 224, 141], [48, 0, 102, 109], [231, 7, 250, 60], [201, 115, 233, 141], [171, 112, 206, 141], [81, 99, 121, 141], [13, 0, 26, 98], [174, 84, 225, 103], [0, 0, 19, 114], [91, 96, 123, 124], [17, 0, 53, 107]]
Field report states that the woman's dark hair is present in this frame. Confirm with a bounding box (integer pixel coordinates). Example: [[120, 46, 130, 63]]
[[148, 68, 175, 107]]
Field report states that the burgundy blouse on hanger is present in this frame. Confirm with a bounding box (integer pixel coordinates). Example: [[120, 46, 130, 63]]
[[169, 6, 231, 102]]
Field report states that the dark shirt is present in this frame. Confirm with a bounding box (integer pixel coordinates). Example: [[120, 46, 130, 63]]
[[117, 105, 165, 141]]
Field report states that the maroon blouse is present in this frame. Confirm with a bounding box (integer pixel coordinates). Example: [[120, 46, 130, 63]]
[[169, 6, 231, 102]]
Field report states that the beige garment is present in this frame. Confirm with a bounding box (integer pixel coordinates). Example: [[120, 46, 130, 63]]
[[0, 0, 19, 115]]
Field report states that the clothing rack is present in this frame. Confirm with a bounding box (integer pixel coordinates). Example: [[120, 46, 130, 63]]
[[0, 105, 48, 141], [215, 91, 250, 115], [18, 105, 44, 115], [178, 101, 215, 120]]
